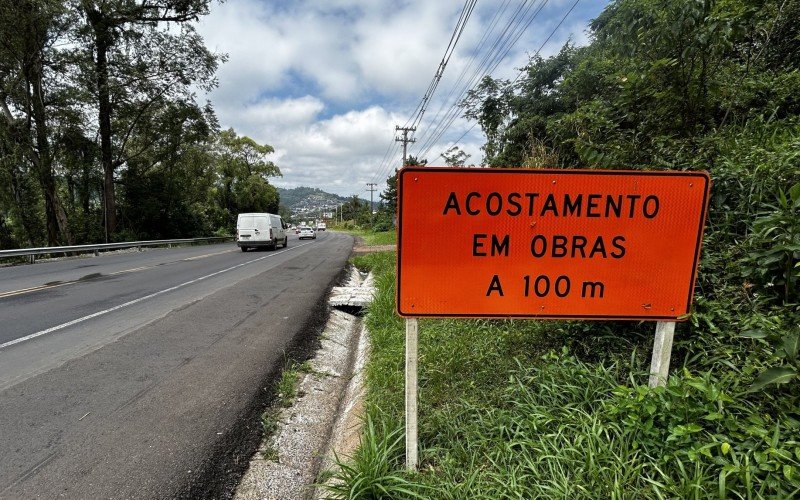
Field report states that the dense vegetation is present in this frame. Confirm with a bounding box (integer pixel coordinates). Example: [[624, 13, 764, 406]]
[[0, 0, 281, 248], [332, 0, 800, 497], [458, 0, 800, 388]]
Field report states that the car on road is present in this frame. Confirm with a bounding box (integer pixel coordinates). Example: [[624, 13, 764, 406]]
[[316, 222, 326, 231], [236, 213, 289, 251], [298, 227, 316, 240]]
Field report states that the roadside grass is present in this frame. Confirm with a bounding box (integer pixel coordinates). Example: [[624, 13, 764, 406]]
[[351, 251, 395, 277], [276, 360, 300, 407], [360, 230, 396, 246], [259, 360, 304, 461], [259, 410, 280, 461], [327, 251, 800, 499]]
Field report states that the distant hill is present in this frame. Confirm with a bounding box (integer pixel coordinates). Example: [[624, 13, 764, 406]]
[[277, 187, 346, 209], [277, 186, 369, 217]]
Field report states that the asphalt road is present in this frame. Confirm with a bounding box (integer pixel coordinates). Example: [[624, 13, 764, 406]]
[[0, 231, 353, 499]]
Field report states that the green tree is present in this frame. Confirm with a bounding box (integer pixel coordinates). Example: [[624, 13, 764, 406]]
[[119, 100, 218, 239], [0, 131, 44, 247], [441, 146, 470, 167], [214, 128, 281, 229], [77, 0, 219, 237], [379, 170, 398, 214], [0, 0, 236, 247], [0, 0, 74, 245], [404, 155, 427, 167], [379, 156, 428, 217], [461, 76, 511, 164], [340, 195, 369, 223]]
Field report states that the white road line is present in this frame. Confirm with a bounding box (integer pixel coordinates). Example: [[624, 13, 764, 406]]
[[0, 241, 314, 350]]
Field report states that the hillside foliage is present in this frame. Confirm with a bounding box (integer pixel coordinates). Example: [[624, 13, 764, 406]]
[[459, 0, 800, 380], [334, 0, 800, 497]]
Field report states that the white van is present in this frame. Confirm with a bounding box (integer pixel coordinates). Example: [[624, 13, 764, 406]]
[[236, 213, 288, 252]]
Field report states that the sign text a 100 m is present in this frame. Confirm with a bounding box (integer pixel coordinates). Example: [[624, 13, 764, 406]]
[[396, 167, 710, 320]]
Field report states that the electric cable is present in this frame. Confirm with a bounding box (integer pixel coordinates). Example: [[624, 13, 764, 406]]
[[415, 0, 551, 158], [423, 0, 581, 161], [369, 0, 478, 187]]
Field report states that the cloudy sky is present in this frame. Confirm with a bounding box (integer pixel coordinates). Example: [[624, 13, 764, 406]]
[[197, 0, 609, 199]]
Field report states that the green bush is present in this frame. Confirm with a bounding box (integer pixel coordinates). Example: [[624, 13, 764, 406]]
[[743, 183, 800, 305], [372, 220, 393, 233]]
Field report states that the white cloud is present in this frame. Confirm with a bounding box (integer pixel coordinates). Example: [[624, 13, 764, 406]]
[[268, 105, 405, 195], [196, 0, 610, 197], [223, 96, 325, 140], [199, 0, 295, 103]]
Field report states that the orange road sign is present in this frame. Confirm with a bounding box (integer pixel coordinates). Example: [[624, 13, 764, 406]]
[[396, 168, 710, 320]]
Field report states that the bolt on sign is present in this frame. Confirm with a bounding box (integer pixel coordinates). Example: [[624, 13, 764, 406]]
[[396, 167, 711, 320]]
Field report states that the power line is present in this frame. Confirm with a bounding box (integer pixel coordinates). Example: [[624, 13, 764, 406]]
[[374, 135, 400, 181], [422, 0, 581, 161], [415, 0, 551, 158], [421, 0, 514, 135], [413, 0, 543, 155], [380, 0, 520, 186], [397, 0, 477, 133], [371, 0, 475, 187], [370, 140, 402, 190], [372, 0, 582, 189], [370, 0, 477, 187], [409, 0, 477, 129]]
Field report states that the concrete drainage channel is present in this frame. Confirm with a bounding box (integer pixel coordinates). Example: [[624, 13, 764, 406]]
[[234, 267, 374, 499]]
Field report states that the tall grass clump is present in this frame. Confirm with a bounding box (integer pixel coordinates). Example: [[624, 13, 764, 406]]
[[425, 353, 800, 498], [322, 415, 432, 499]]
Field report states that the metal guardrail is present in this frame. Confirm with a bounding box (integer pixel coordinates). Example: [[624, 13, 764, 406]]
[[0, 237, 233, 263]]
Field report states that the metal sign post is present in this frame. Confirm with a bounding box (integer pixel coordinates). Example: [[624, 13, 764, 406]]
[[405, 318, 418, 470]]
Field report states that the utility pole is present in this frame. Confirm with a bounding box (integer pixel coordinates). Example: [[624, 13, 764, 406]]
[[396, 124, 418, 472], [395, 126, 421, 471], [395, 125, 416, 166], [366, 183, 378, 223]]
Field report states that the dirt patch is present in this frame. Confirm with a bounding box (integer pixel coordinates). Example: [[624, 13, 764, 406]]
[[352, 244, 395, 255]]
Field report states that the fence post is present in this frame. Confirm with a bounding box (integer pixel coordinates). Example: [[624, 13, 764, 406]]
[[649, 321, 676, 388], [405, 318, 418, 470]]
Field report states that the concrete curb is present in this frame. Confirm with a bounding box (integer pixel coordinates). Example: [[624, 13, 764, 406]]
[[233, 268, 372, 500], [313, 320, 370, 499]]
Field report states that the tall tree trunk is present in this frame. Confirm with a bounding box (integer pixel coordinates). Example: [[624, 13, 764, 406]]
[[29, 58, 73, 246], [82, 162, 91, 238], [92, 20, 117, 237]]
